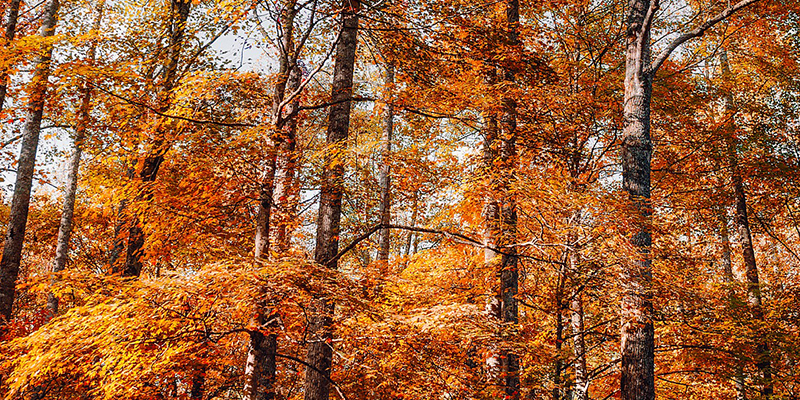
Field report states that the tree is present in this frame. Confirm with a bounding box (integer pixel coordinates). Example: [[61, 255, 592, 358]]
[[303, 1, 360, 399], [618, 1, 762, 398], [0, 0, 60, 327]]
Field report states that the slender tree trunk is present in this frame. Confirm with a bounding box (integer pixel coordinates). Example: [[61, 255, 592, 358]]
[[377, 63, 394, 264], [116, 0, 190, 277], [47, 0, 104, 316], [0, 0, 59, 325], [0, 0, 21, 111], [303, 1, 359, 398], [570, 285, 588, 400], [273, 65, 301, 253], [243, 4, 299, 398], [403, 192, 418, 258], [620, 1, 655, 399], [720, 48, 772, 398]]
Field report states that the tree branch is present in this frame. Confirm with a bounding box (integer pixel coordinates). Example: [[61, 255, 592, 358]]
[[650, 0, 761, 73]]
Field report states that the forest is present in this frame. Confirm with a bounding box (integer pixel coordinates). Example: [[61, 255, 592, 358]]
[[0, 0, 798, 398]]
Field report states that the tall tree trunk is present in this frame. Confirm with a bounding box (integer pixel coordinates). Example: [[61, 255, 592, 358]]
[[47, 0, 104, 316], [116, 0, 190, 277], [720, 48, 772, 398], [243, 3, 298, 398], [0, 0, 21, 111], [620, 1, 655, 399], [0, 0, 60, 325], [377, 63, 393, 264], [484, 1, 520, 396], [303, 1, 359, 399]]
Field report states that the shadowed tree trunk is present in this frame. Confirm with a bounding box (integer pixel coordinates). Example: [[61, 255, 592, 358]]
[[47, 0, 104, 316], [0, 0, 60, 325], [0, 0, 21, 111], [303, 1, 359, 399]]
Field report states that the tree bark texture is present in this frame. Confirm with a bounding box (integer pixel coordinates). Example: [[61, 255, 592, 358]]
[[377, 63, 394, 264], [0, 0, 60, 325], [47, 0, 104, 316], [303, 1, 359, 399], [116, 0, 190, 277], [620, 1, 655, 399], [0, 0, 21, 111]]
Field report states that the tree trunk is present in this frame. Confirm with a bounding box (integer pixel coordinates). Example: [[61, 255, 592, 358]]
[[303, 1, 359, 399], [243, 3, 299, 398], [116, 0, 190, 277], [47, 0, 104, 316], [0, 0, 60, 325], [620, 1, 655, 399], [273, 65, 301, 253], [720, 48, 772, 398], [377, 63, 393, 264], [190, 370, 205, 400], [0, 0, 21, 111], [570, 285, 588, 400]]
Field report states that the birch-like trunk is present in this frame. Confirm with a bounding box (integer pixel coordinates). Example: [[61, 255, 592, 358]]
[[0, 0, 60, 324], [570, 285, 588, 400], [0, 0, 21, 111], [47, 0, 104, 316], [303, 1, 359, 398]]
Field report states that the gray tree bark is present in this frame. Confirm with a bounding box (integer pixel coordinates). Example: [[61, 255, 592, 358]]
[[47, 0, 104, 316], [303, 1, 359, 399], [0, 0, 60, 325], [619, 3, 655, 399]]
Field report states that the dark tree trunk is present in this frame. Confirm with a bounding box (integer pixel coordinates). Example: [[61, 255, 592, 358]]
[[0, 0, 21, 111], [115, 0, 191, 277], [377, 63, 394, 264], [190, 369, 205, 400], [47, 0, 104, 315], [0, 0, 60, 325], [303, 1, 359, 399]]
